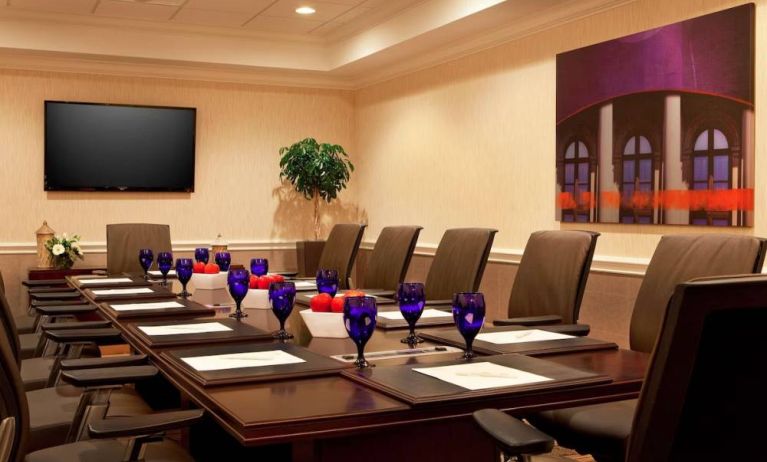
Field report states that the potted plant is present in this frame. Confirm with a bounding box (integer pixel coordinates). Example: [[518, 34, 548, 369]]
[[278, 138, 354, 275], [44, 233, 84, 269]]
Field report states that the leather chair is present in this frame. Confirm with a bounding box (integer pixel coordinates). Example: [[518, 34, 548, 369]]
[[360, 226, 422, 293], [0, 271, 36, 339], [526, 234, 767, 462], [316, 224, 366, 290], [106, 224, 172, 275], [474, 274, 767, 462], [424, 228, 498, 302], [493, 230, 599, 334], [0, 322, 201, 462]]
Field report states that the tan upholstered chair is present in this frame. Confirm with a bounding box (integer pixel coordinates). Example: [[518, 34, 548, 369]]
[[527, 234, 767, 462], [106, 224, 172, 275], [424, 228, 498, 301], [316, 224, 366, 290], [494, 230, 599, 331], [475, 274, 767, 461], [361, 226, 422, 292]]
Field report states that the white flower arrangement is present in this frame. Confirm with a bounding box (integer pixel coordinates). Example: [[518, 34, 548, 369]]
[[45, 233, 84, 269]]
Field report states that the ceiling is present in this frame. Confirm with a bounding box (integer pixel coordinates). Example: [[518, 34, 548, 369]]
[[0, 0, 636, 89]]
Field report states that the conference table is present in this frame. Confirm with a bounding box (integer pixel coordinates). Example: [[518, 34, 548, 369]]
[[66, 276, 648, 462]]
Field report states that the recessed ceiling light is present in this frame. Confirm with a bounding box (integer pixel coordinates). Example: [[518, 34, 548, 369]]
[[295, 6, 316, 15]]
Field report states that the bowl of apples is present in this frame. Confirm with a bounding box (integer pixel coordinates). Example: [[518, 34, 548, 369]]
[[300, 290, 365, 338], [242, 274, 286, 309], [190, 262, 227, 290]]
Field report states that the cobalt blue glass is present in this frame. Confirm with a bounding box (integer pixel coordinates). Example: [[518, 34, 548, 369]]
[[316, 269, 339, 297], [452, 292, 486, 359], [215, 251, 232, 271], [227, 269, 250, 320], [157, 252, 173, 287], [250, 258, 269, 277], [269, 281, 296, 340], [344, 296, 377, 369], [398, 282, 426, 345], [175, 258, 193, 298], [138, 249, 153, 280], [194, 247, 209, 264]]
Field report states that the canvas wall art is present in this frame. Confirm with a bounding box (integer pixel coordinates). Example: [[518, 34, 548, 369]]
[[555, 4, 754, 226]]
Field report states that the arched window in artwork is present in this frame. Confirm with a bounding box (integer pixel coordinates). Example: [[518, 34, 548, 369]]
[[620, 135, 654, 224], [562, 140, 591, 222], [690, 128, 732, 226]]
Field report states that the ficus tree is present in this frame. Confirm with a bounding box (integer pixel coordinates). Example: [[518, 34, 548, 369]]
[[278, 138, 354, 239]]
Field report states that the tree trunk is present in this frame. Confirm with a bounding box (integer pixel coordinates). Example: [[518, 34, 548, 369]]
[[313, 191, 321, 240]]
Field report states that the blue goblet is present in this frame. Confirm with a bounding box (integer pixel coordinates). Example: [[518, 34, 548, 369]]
[[250, 258, 269, 277], [194, 247, 209, 264], [157, 252, 173, 287], [215, 251, 231, 271], [452, 292, 485, 359], [398, 282, 426, 345], [227, 269, 250, 320], [344, 296, 377, 369], [138, 249, 153, 280], [176, 258, 193, 298], [269, 281, 296, 340], [316, 269, 339, 297]]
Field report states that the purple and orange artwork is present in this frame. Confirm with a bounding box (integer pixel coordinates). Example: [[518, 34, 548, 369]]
[[555, 4, 754, 226]]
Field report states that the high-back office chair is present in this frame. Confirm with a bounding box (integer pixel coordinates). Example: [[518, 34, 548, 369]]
[[0, 323, 202, 462], [316, 224, 366, 290], [424, 228, 498, 301], [493, 230, 599, 332], [0, 272, 34, 335], [474, 274, 767, 462], [361, 226, 422, 292], [527, 234, 767, 462], [106, 224, 172, 274]]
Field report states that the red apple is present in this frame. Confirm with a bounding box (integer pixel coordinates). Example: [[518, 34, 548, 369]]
[[344, 290, 365, 298], [204, 263, 220, 274], [331, 296, 345, 313], [249, 275, 259, 289], [272, 274, 285, 283], [257, 276, 271, 290], [193, 261, 206, 274], [310, 293, 332, 312]]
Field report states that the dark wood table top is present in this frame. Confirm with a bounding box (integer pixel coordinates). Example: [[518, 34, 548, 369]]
[[78, 278, 649, 447]]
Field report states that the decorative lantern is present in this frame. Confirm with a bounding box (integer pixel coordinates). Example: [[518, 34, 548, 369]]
[[35, 221, 55, 268], [211, 234, 228, 254]]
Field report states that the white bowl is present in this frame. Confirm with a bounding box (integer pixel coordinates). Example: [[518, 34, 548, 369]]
[[299, 309, 348, 338], [191, 272, 227, 290], [242, 289, 270, 309]]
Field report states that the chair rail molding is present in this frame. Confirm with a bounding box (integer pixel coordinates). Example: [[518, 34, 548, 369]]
[[0, 240, 297, 256]]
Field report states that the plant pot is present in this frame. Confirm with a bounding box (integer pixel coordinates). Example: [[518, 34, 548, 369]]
[[295, 240, 325, 277], [53, 259, 75, 270]]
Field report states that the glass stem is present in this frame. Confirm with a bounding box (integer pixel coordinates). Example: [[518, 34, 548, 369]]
[[279, 319, 286, 333], [357, 343, 365, 363]]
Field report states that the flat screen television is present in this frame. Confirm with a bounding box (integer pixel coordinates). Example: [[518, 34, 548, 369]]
[[44, 101, 196, 192]]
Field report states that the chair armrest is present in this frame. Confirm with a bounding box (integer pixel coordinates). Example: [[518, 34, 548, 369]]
[[60, 365, 158, 387], [60, 355, 148, 371], [541, 323, 591, 337], [30, 291, 82, 300], [43, 328, 123, 344], [88, 409, 204, 439], [493, 315, 563, 327], [23, 279, 68, 287], [473, 409, 554, 456], [28, 287, 77, 294], [41, 320, 111, 331], [34, 304, 97, 316], [31, 299, 86, 308], [425, 299, 453, 307]]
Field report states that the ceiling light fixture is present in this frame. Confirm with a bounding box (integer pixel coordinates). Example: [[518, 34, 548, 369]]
[[295, 6, 316, 15]]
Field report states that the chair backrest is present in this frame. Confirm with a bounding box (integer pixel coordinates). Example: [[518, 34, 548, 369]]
[[106, 223, 172, 274], [424, 228, 498, 300], [0, 270, 5, 294], [362, 226, 422, 291], [317, 224, 366, 290], [0, 291, 20, 367], [507, 230, 599, 323], [629, 234, 766, 353], [0, 305, 29, 462], [628, 274, 767, 461]]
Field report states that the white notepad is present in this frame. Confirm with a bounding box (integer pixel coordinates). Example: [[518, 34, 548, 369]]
[[149, 270, 177, 277], [475, 329, 574, 345], [111, 301, 184, 312], [92, 288, 154, 295], [181, 350, 305, 372], [138, 322, 232, 336], [294, 281, 316, 290], [78, 278, 133, 285], [377, 309, 453, 321], [413, 362, 552, 390]]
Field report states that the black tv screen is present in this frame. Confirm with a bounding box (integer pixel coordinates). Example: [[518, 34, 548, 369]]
[[44, 101, 196, 192]]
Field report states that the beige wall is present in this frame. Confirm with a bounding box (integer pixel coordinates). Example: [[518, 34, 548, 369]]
[[353, 0, 764, 259]]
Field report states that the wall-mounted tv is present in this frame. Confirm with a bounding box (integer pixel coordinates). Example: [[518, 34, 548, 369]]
[[44, 101, 196, 192]]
